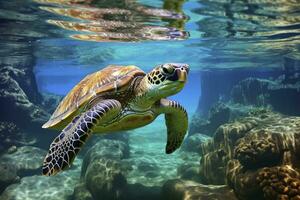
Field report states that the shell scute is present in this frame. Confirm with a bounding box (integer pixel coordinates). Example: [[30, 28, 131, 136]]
[[43, 65, 145, 129]]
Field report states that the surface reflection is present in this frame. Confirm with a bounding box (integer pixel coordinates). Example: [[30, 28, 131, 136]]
[[35, 0, 189, 42], [191, 0, 300, 69]]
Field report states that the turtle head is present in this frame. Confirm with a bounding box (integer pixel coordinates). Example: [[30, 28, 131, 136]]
[[146, 63, 189, 98], [133, 63, 189, 110]]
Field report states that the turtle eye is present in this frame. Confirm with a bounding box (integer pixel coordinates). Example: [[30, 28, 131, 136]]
[[162, 65, 175, 74]]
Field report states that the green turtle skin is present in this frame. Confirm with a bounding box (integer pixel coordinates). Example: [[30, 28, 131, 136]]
[[42, 63, 189, 176]]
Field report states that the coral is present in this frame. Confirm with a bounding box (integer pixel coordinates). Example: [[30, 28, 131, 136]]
[[257, 165, 300, 200], [234, 130, 283, 169], [200, 111, 300, 199]]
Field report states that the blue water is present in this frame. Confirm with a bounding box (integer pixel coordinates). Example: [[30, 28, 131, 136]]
[[1, 0, 300, 199]]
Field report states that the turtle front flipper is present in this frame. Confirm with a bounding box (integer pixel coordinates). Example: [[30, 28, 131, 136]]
[[158, 99, 188, 154], [42, 99, 122, 176]]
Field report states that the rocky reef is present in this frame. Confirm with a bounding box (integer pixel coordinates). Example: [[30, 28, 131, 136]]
[[196, 69, 280, 115], [190, 64, 300, 138], [199, 110, 300, 200], [231, 77, 300, 116], [189, 102, 254, 137]]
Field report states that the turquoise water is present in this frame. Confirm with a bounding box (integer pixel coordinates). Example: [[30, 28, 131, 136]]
[[0, 0, 300, 199]]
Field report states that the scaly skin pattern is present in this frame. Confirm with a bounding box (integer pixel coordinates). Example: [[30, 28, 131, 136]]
[[42, 99, 121, 176], [158, 99, 188, 154]]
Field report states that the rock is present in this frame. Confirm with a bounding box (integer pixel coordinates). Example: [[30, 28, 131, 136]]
[[227, 162, 300, 200], [81, 139, 129, 176], [161, 179, 238, 200], [84, 158, 127, 200], [197, 69, 277, 115], [188, 114, 210, 136], [72, 183, 93, 200], [0, 65, 55, 152], [0, 146, 46, 177], [188, 102, 230, 137], [0, 174, 79, 200], [226, 160, 262, 200], [200, 111, 300, 199], [182, 133, 211, 153], [0, 122, 23, 153], [189, 102, 254, 137], [199, 116, 258, 184], [231, 77, 300, 116], [0, 157, 82, 200], [7, 146, 17, 154], [0, 66, 48, 127], [177, 164, 201, 182], [0, 162, 19, 193], [208, 102, 230, 129], [74, 139, 130, 200], [39, 93, 62, 114], [231, 78, 272, 106]]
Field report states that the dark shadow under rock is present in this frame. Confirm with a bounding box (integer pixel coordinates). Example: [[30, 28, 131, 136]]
[[123, 183, 161, 200]]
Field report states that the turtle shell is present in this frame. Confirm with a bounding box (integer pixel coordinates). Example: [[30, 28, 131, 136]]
[[42, 65, 145, 129]]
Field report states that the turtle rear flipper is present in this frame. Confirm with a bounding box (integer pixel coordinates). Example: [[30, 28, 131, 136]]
[[42, 99, 122, 176]]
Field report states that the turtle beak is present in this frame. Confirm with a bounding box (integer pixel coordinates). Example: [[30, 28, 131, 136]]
[[176, 64, 189, 82], [177, 70, 187, 82]]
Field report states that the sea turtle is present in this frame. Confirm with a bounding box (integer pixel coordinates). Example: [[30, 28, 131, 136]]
[[42, 63, 189, 176]]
